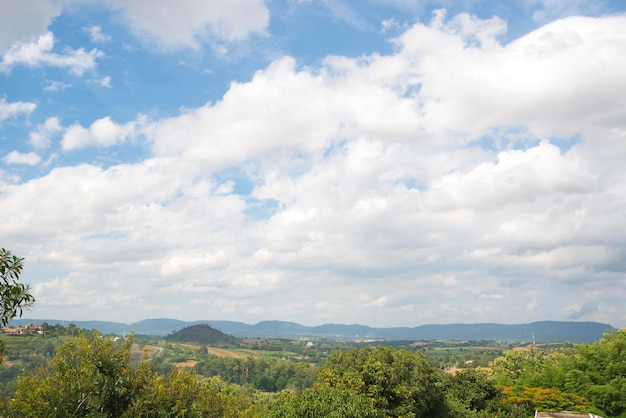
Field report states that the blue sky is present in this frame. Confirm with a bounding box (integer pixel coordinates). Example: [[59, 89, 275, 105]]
[[2, 0, 626, 328]]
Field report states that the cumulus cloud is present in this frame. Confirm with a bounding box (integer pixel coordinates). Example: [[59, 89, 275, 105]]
[[61, 116, 138, 150], [0, 0, 67, 50], [29, 117, 63, 149], [1, 0, 268, 54], [0, 98, 36, 122], [140, 12, 626, 324], [107, 0, 270, 49], [0, 32, 103, 75], [391, 12, 626, 142], [3, 151, 42, 166], [4, 11, 626, 326]]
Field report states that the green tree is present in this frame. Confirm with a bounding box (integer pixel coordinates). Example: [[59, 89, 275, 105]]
[[4, 331, 261, 417], [0, 248, 35, 364], [489, 347, 549, 387], [267, 385, 378, 418], [0, 248, 35, 327], [489, 331, 626, 416], [9, 331, 139, 417], [318, 346, 447, 417], [442, 369, 502, 413]]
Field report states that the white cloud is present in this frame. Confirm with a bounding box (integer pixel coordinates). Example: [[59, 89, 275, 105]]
[[61, 116, 138, 150], [3, 151, 42, 166], [100, 12, 621, 325], [0, 32, 103, 75], [106, 0, 270, 49], [5, 11, 626, 326], [0, 0, 268, 56], [0, 98, 36, 122], [426, 142, 598, 212], [29, 117, 63, 149], [381, 18, 399, 32], [43, 80, 72, 91], [84, 25, 111, 43], [0, 0, 68, 50], [392, 13, 626, 142], [91, 75, 112, 88]]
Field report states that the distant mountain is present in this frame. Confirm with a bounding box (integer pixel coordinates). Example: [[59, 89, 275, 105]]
[[165, 324, 238, 346], [9, 318, 615, 343], [226, 320, 613, 343], [369, 321, 613, 342], [128, 318, 192, 336]]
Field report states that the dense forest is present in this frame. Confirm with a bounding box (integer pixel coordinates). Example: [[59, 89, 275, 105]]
[[0, 324, 624, 417]]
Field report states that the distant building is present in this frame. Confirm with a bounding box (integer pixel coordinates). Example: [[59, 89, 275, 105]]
[[304, 341, 315, 348], [0, 326, 25, 335], [0, 323, 45, 336], [25, 323, 45, 334]]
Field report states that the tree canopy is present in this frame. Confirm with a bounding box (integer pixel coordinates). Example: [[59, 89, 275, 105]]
[[0, 248, 35, 327]]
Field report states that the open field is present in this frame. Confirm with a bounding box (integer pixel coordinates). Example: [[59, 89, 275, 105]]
[[172, 360, 198, 368], [206, 347, 260, 359]]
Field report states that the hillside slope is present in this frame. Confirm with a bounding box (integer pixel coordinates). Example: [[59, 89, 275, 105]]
[[165, 324, 239, 346]]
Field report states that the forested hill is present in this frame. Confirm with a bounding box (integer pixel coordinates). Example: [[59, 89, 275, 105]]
[[10, 318, 614, 342], [165, 324, 238, 346]]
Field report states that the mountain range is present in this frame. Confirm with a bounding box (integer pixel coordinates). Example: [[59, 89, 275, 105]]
[[8, 318, 615, 343]]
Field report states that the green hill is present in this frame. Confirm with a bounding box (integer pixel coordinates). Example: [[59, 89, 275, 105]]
[[164, 324, 239, 346]]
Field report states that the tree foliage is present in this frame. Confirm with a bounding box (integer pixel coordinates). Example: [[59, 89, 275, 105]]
[[0, 248, 35, 327], [195, 355, 317, 392], [9, 331, 140, 416], [489, 330, 626, 417], [317, 346, 448, 417], [266, 385, 378, 418], [0, 248, 35, 365], [3, 331, 258, 417], [442, 369, 502, 413]]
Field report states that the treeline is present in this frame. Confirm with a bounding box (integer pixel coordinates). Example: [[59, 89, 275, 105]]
[[1, 328, 626, 416], [0, 322, 96, 397], [195, 355, 318, 392], [490, 329, 626, 417]]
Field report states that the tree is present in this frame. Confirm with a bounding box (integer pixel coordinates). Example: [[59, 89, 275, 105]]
[[9, 330, 140, 417], [501, 386, 591, 414], [317, 346, 448, 417], [0, 248, 35, 327], [442, 369, 502, 413], [0, 248, 35, 364], [267, 385, 379, 418], [5, 331, 261, 417], [488, 331, 626, 416]]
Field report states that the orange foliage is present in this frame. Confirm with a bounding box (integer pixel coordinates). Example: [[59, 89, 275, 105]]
[[501, 386, 591, 412]]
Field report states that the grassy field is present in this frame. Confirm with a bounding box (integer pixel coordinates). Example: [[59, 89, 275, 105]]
[[206, 347, 260, 359]]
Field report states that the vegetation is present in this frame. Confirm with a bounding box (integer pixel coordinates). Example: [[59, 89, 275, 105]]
[[165, 324, 239, 346], [0, 248, 35, 364], [2, 331, 258, 417], [195, 355, 318, 392], [490, 329, 626, 417], [2, 324, 626, 417]]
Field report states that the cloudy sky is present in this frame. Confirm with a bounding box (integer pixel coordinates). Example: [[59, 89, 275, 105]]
[[2, 0, 626, 328]]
